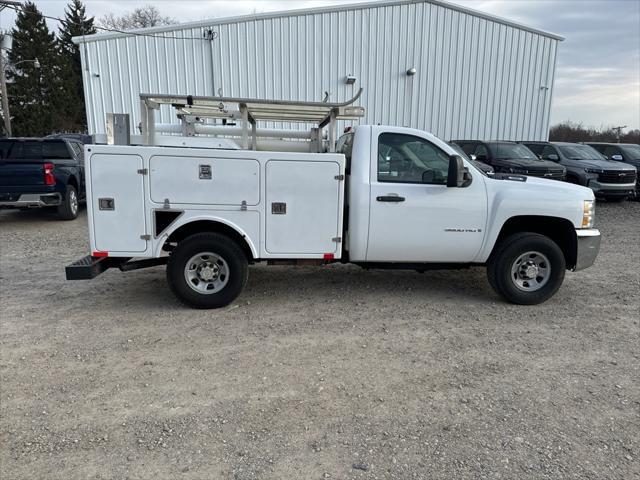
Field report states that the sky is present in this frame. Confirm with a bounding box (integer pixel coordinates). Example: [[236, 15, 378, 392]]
[[1, 0, 639, 130]]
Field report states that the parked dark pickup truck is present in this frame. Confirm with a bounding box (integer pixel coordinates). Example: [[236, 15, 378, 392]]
[[451, 140, 567, 180], [586, 142, 640, 199], [0, 138, 86, 220], [522, 141, 637, 202]]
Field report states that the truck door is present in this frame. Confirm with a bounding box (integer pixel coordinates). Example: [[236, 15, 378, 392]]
[[366, 129, 487, 262], [90, 153, 147, 253]]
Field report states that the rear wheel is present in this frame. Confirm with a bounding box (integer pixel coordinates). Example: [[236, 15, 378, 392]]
[[487, 233, 565, 305], [57, 185, 79, 220], [167, 233, 248, 309]]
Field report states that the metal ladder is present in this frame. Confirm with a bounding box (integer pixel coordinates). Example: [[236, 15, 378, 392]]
[[138, 89, 365, 153]]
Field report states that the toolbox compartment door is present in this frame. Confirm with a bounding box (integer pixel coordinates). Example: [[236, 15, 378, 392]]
[[266, 160, 341, 254], [149, 155, 260, 206], [90, 154, 147, 253]]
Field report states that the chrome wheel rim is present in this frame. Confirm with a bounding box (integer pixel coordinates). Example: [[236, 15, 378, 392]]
[[184, 252, 229, 294], [70, 190, 78, 215], [510, 251, 551, 292]]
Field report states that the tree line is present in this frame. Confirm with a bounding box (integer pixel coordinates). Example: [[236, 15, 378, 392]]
[[549, 121, 639, 144], [1, 1, 172, 137]]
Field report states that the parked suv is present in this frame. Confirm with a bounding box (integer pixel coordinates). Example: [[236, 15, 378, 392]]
[[0, 138, 86, 219], [586, 143, 640, 199], [451, 140, 566, 180], [521, 141, 637, 202]]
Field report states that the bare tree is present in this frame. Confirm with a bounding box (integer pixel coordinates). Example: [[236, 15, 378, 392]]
[[99, 5, 174, 30]]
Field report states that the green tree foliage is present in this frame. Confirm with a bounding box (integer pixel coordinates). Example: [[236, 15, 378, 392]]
[[58, 0, 96, 132], [550, 121, 640, 144], [7, 2, 62, 136]]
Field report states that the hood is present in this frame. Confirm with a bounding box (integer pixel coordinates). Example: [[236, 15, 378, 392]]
[[565, 159, 636, 171], [493, 158, 564, 170]]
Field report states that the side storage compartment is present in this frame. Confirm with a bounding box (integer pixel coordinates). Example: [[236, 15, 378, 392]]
[[90, 153, 147, 253], [265, 160, 342, 255]]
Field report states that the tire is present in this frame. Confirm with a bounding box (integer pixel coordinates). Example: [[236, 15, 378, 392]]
[[487, 232, 565, 305], [57, 185, 79, 220], [166, 233, 248, 309]]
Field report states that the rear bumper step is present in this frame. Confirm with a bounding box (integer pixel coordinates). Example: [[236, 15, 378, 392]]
[[65, 256, 168, 280]]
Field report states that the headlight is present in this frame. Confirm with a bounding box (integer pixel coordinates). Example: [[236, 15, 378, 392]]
[[582, 200, 595, 228], [585, 168, 604, 174]]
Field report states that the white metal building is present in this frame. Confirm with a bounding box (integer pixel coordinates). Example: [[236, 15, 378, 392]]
[[74, 0, 563, 142]]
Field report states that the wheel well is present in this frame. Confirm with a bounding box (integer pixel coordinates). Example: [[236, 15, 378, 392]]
[[493, 216, 577, 269], [167, 221, 254, 262], [67, 175, 78, 190]]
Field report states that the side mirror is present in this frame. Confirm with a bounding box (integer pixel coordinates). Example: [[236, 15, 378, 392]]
[[546, 154, 559, 161], [447, 155, 465, 187], [611, 154, 623, 161]]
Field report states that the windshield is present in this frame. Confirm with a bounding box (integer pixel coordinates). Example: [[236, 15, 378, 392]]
[[558, 144, 605, 161], [620, 144, 640, 159], [488, 143, 538, 160]]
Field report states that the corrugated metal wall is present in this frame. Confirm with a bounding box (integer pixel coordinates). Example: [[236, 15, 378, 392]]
[[77, 0, 560, 141]]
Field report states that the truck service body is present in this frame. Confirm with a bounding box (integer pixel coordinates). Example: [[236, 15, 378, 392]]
[[67, 92, 601, 307]]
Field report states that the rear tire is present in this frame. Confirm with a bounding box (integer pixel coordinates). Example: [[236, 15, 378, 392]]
[[487, 233, 565, 305], [57, 185, 79, 220], [167, 233, 248, 309]]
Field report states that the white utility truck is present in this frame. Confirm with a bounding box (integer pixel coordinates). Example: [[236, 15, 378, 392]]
[[66, 90, 601, 308]]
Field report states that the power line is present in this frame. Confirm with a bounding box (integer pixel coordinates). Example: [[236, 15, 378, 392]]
[[4, 3, 214, 41]]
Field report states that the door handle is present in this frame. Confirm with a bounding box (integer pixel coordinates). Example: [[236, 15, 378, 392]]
[[376, 195, 405, 202]]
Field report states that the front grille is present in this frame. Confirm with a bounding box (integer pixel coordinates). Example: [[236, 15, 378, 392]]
[[527, 170, 565, 181], [598, 171, 637, 184]]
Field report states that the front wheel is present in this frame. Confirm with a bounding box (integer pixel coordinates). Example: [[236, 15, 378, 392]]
[[487, 233, 565, 305], [167, 233, 248, 309]]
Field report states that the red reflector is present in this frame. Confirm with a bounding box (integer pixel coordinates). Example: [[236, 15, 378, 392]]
[[92, 251, 109, 258], [323, 253, 335, 260], [43, 162, 56, 186]]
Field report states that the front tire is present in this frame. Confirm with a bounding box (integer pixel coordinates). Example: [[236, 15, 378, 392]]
[[487, 233, 565, 305], [57, 185, 79, 220], [167, 233, 248, 309]]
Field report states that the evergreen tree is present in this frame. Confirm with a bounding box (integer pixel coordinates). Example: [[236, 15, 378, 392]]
[[58, 0, 95, 132], [8, 2, 62, 136]]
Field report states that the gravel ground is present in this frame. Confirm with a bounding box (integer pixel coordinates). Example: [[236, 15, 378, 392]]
[[1, 201, 639, 480]]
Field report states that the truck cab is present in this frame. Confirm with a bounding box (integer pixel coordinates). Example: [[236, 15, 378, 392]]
[[66, 92, 601, 309]]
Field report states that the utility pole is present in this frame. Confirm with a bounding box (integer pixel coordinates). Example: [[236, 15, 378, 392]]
[[1, 49, 11, 136], [612, 125, 626, 143], [0, 1, 21, 136]]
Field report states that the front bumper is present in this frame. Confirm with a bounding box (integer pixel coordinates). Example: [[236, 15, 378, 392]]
[[0, 193, 62, 208], [587, 180, 636, 196], [574, 229, 601, 271]]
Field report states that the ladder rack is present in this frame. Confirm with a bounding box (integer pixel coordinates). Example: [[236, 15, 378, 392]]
[[139, 89, 365, 153]]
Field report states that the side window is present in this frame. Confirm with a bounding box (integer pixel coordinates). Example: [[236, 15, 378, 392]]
[[377, 133, 450, 185], [603, 146, 619, 159], [541, 145, 557, 159], [526, 144, 543, 156], [473, 144, 489, 161]]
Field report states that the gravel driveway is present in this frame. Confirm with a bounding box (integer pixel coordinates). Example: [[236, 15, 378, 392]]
[[1, 202, 638, 479]]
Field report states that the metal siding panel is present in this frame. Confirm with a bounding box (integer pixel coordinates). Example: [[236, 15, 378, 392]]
[[77, 2, 558, 142]]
